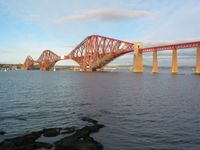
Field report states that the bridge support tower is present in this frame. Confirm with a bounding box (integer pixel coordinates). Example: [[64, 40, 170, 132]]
[[171, 48, 178, 74], [98, 67, 104, 71], [152, 50, 158, 73], [195, 47, 200, 74], [133, 42, 144, 73]]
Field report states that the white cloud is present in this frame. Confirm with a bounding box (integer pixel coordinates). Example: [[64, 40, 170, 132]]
[[54, 8, 155, 24]]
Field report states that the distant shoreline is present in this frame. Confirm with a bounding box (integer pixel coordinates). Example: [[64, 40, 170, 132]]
[[0, 64, 195, 71]]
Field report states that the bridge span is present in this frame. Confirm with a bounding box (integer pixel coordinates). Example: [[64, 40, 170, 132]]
[[22, 35, 200, 74]]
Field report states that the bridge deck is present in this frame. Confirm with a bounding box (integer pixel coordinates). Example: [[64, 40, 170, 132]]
[[141, 41, 200, 52]]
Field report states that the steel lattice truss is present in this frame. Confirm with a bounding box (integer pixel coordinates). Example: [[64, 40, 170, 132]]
[[68, 35, 134, 71], [37, 50, 61, 71], [23, 35, 200, 71], [141, 41, 200, 52], [23, 56, 35, 70]]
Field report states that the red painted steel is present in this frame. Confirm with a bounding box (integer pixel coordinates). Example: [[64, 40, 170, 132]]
[[37, 50, 61, 71], [68, 35, 134, 71], [22, 35, 200, 71], [141, 41, 200, 52], [23, 56, 35, 70]]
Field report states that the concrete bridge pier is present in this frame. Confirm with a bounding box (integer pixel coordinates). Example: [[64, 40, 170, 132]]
[[195, 47, 200, 74], [98, 67, 104, 71], [171, 48, 178, 74], [133, 42, 144, 73], [152, 50, 158, 73]]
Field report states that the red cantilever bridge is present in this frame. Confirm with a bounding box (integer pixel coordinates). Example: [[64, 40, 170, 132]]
[[23, 35, 200, 74]]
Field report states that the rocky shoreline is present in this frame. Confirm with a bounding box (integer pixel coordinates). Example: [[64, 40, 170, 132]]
[[0, 117, 104, 150]]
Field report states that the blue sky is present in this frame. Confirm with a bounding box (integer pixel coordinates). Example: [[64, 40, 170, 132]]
[[0, 0, 200, 66]]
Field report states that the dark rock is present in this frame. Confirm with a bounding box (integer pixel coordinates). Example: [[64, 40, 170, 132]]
[[35, 142, 53, 149], [55, 136, 103, 150], [7, 130, 43, 146], [23, 142, 53, 149], [0, 141, 53, 150], [0, 118, 104, 150], [55, 122, 104, 150], [75, 124, 105, 137], [81, 117, 98, 124], [0, 140, 16, 150], [0, 130, 45, 150], [61, 127, 76, 134], [43, 128, 61, 137]]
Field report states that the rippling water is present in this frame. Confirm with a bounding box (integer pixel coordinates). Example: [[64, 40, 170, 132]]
[[0, 70, 200, 150]]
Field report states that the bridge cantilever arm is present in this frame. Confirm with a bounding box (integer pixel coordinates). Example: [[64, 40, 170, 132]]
[[141, 41, 200, 52]]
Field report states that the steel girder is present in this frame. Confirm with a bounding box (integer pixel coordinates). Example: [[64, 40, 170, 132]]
[[141, 41, 200, 52], [37, 50, 61, 71], [68, 35, 134, 71], [23, 56, 35, 70], [23, 35, 200, 71]]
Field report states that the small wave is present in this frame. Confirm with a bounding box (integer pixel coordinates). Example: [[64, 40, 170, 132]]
[[0, 115, 27, 121], [135, 112, 149, 116], [78, 102, 93, 106], [100, 109, 113, 115]]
